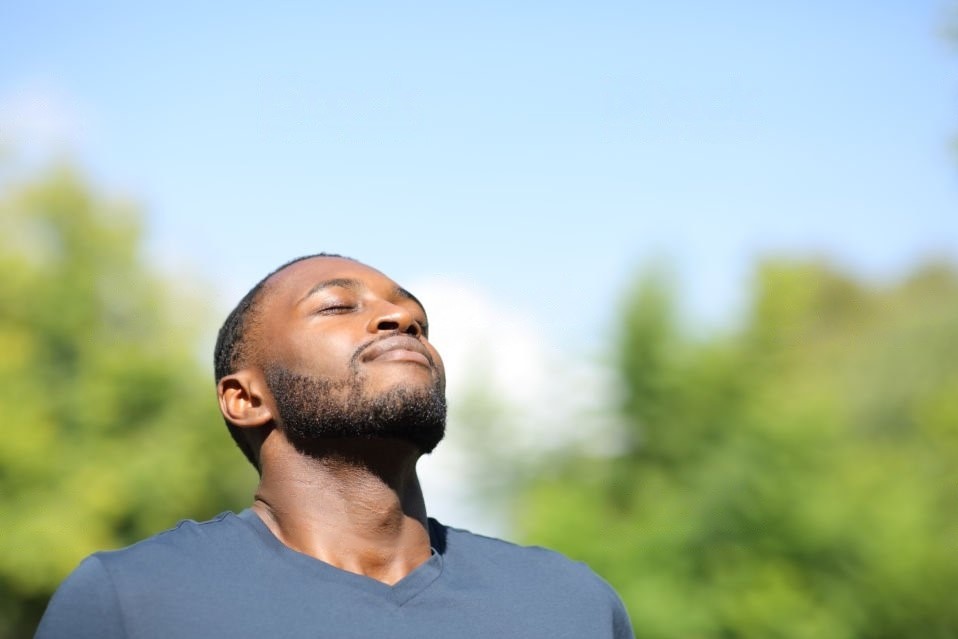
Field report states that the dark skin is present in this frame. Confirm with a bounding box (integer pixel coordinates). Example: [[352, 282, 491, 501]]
[[217, 257, 445, 585]]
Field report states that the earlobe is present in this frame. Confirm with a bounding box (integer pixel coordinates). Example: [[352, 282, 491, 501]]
[[218, 371, 273, 428]]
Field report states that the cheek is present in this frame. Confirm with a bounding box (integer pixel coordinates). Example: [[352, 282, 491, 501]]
[[280, 331, 359, 378], [428, 347, 446, 385]]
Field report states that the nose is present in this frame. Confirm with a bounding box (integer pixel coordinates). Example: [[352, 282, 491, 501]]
[[368, 301, 422, 337]]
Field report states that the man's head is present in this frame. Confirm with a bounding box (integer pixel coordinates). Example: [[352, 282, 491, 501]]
[[213, 254, 446, 470]]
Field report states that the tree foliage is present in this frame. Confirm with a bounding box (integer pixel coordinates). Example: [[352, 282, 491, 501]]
[[517, 260, 958, 639], [0, 167, 254, 638]]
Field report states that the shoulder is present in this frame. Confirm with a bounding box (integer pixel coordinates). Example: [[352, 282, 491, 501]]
[[433, 519, 627, 605], [437, 520, 595, 575], [36, 554, 124, 639], [86, 511, 246, 575], [431, 520, 634, 638], [37, 511, 254, 637]]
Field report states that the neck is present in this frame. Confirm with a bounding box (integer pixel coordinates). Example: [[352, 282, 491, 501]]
[[252, 433, 431, 585]]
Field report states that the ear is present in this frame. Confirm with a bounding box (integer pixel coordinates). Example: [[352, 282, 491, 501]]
[[217, 370, 274, 428]]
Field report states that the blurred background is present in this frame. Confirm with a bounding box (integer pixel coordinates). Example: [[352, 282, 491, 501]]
[[2, 2, 957, 637]]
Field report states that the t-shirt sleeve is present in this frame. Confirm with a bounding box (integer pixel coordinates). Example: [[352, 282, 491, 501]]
[[610, 590, 634, 639], [35, 555, 126, 639], [583, 568, 634, 639]]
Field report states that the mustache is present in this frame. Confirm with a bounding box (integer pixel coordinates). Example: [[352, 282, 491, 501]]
[[350, 333, 437, 369]]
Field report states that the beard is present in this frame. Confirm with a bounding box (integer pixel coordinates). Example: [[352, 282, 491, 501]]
[[264, 365, 447, 455]]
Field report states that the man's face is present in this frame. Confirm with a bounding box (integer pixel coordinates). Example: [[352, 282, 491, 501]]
[[254, 257, 447, 453]]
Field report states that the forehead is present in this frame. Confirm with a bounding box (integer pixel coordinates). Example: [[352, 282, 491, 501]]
[[260, 257, 415, 310]]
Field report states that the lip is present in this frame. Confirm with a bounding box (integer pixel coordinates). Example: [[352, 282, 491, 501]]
[[360, 335, 434, 368]]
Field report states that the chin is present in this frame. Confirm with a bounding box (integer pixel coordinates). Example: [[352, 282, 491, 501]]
[[266, 365, 447, 454]]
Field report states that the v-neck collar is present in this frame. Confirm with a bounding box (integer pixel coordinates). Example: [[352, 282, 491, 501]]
[[236, 508, 444, 607]]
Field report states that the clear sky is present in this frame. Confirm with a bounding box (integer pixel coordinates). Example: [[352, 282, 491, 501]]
[[3, 1, 956, 344], [3, 0, 957, 533]]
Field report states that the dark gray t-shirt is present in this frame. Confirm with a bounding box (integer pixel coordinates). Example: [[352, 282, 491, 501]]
[[36, 510, 634, 638]]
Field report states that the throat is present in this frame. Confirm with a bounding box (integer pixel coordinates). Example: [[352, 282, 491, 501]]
[[251, 437, 432, 584], [251, 498, 433, 585]]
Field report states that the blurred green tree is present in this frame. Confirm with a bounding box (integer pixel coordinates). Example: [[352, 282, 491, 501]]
[[517, 260, 958, 639], [0, 167, 254, 638]]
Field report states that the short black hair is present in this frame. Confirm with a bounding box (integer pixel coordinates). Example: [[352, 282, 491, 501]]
[[213, 253, 353, 469]]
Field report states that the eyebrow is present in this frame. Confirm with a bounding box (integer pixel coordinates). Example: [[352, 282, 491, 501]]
[[297, 278, 428, 319], [298, 278, 361, 302]]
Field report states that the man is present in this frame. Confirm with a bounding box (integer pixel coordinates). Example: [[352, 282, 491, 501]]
[[36, 254, 634, 638]]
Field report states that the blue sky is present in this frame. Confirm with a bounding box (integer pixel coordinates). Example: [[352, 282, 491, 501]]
[[2, 1, 957, 350]]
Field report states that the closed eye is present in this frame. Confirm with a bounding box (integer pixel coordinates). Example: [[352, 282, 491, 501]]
[[316, 304, 355, 314]]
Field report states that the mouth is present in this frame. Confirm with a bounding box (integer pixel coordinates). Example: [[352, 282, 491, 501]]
[[358, 335, 434, 369]]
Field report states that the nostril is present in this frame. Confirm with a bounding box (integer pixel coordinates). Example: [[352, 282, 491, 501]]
[[377, 320, 400, 331]]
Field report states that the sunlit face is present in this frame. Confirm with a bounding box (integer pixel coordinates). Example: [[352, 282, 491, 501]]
[[253, 257, 446, 451]]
